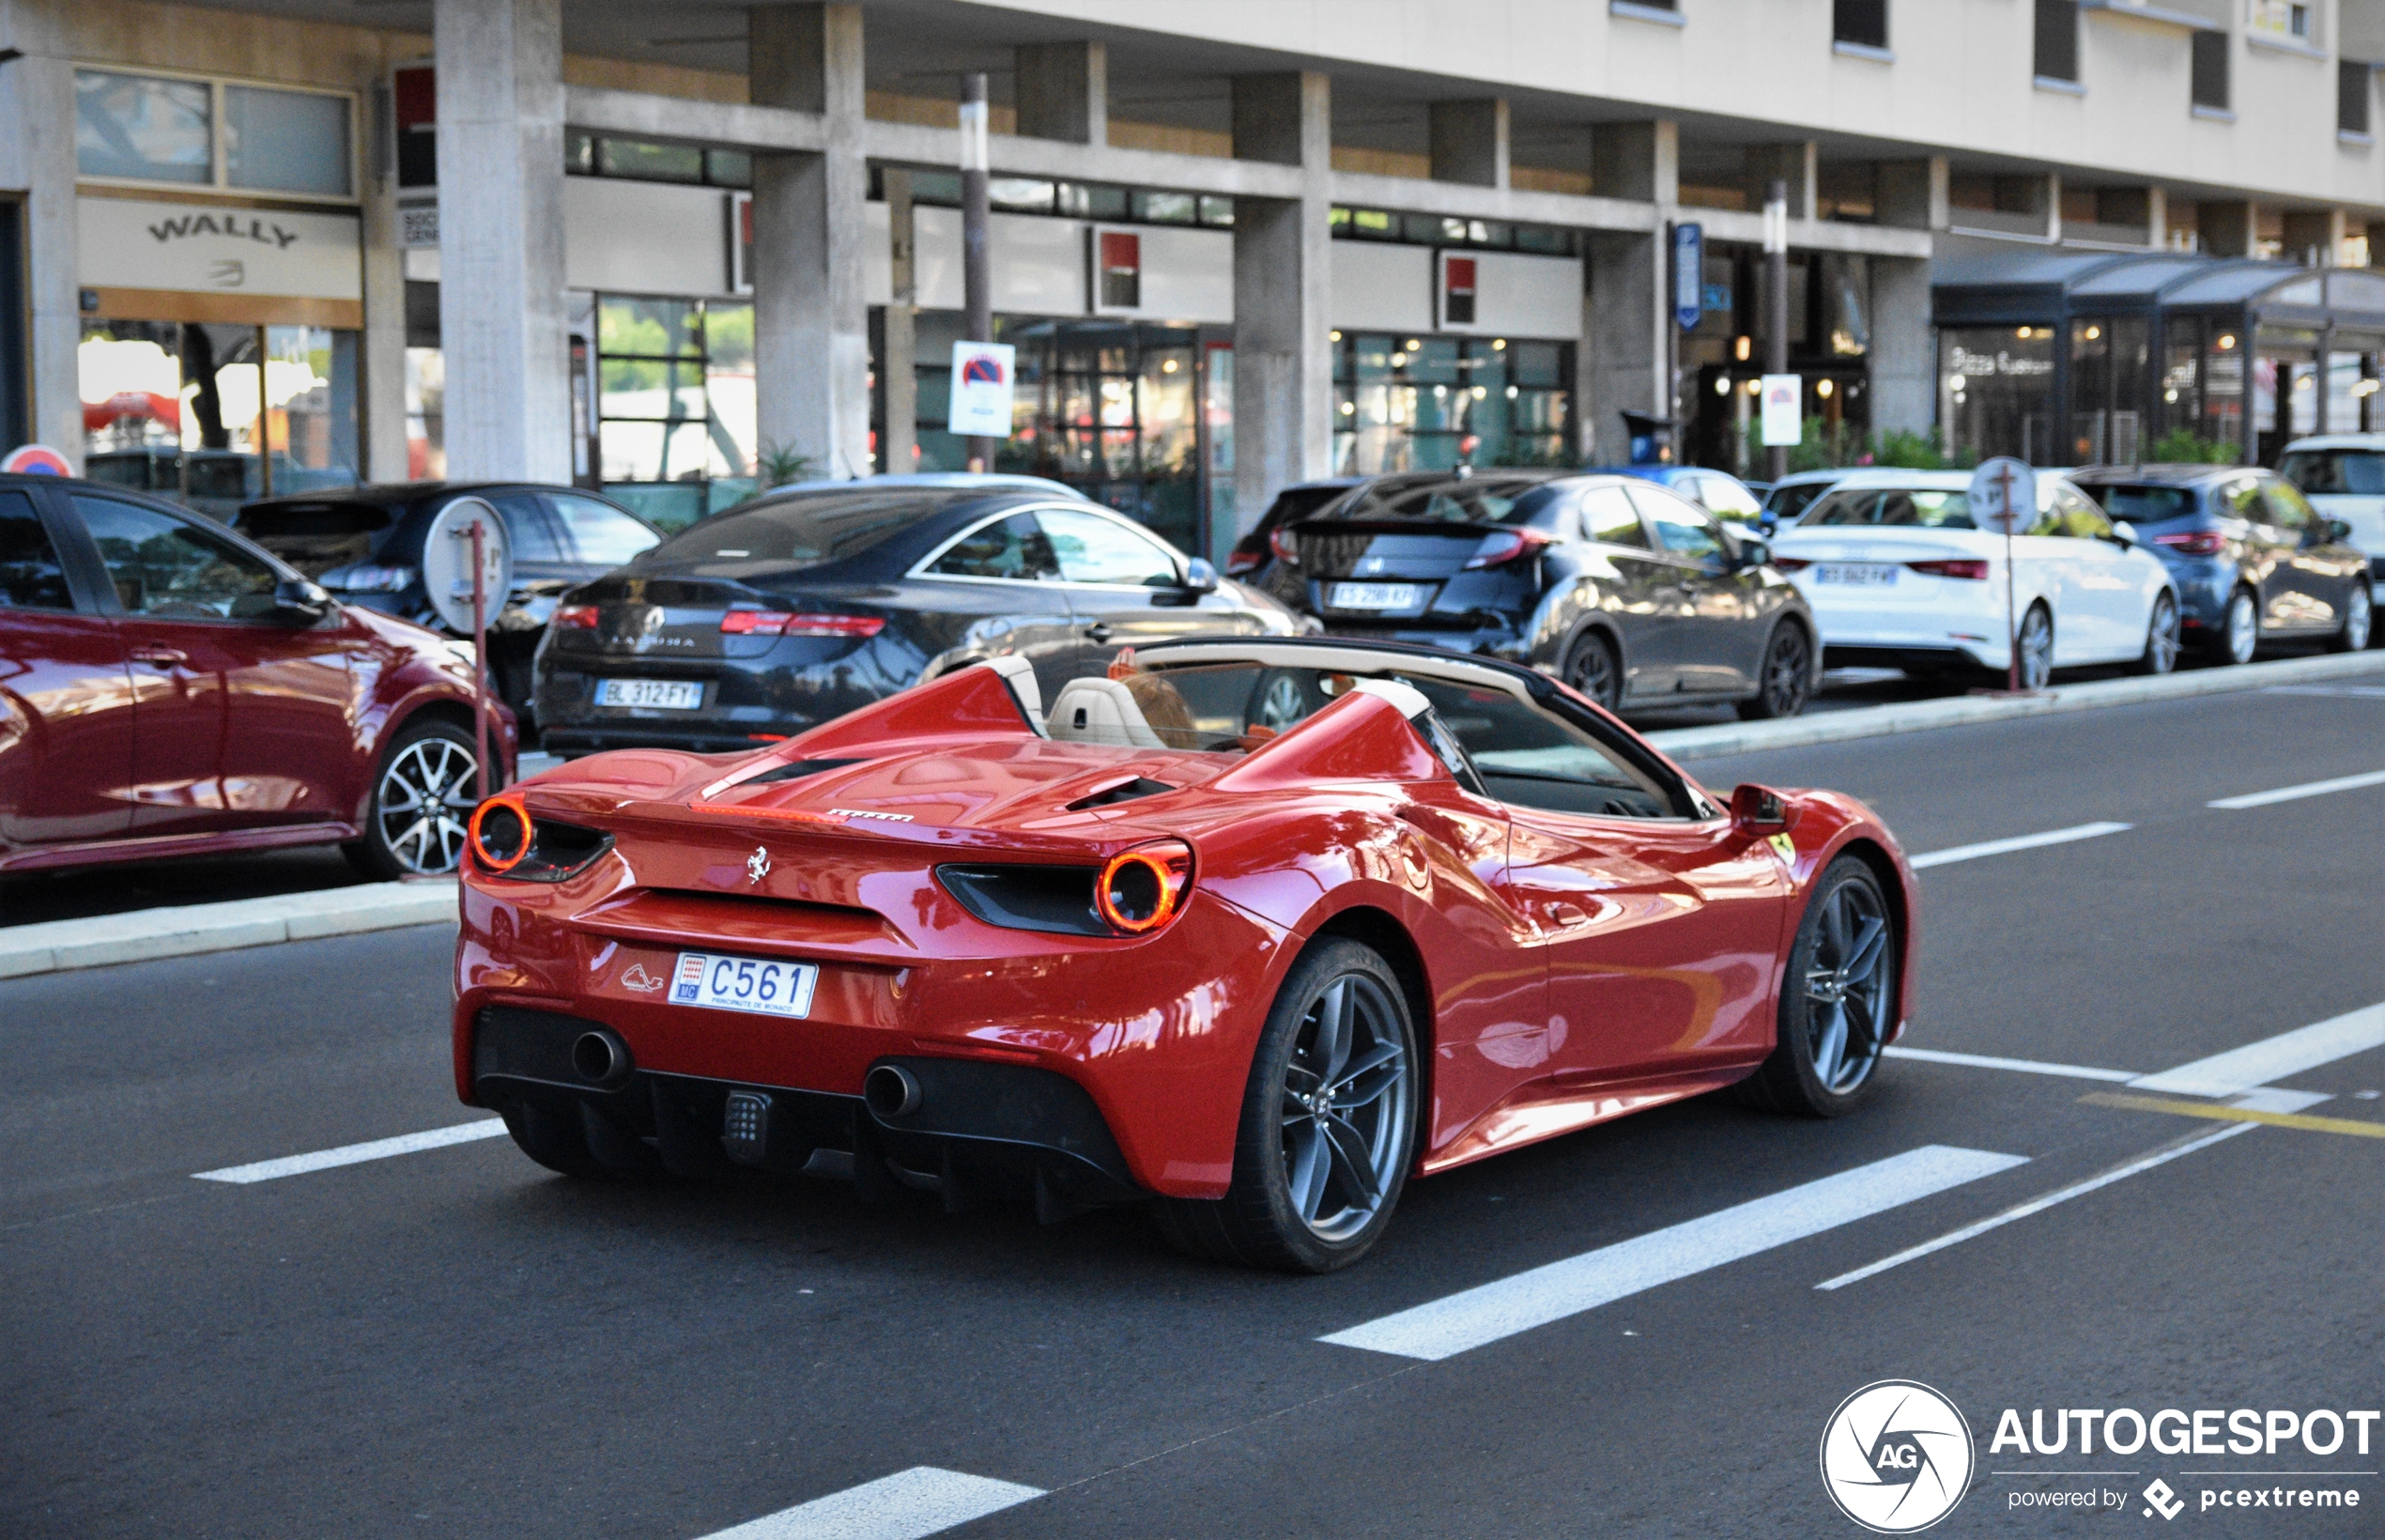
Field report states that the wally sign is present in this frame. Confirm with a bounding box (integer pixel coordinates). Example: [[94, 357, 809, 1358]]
[[948, 342, 1017, 438]]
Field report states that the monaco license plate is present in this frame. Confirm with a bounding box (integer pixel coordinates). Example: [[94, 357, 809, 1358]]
[[1813, 563, 1899, 587], [1328, 581, 1425, 610], [594, 677, 704, 710], [669, 951, 818, 1019]]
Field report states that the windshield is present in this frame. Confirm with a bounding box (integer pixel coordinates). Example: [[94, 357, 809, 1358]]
[[648, 489, 982, 568], [2279, 449, 2385, 496], [1802, 487, 1976, 529], [1310, 478, 1563, 527], [1044, 656, 1676, 819], [2078, 484, 2200, 523], [1764, 481, 1837, 522]]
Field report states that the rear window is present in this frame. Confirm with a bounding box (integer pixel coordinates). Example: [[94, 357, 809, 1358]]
[[1764, 481, 1836, 522], [2279, 449, 2385, 496], [2076, 484, 2201, 523], [1258, 485, 1355, 532], [1803, 487, 1975, 529], [234, 501, 395, 541], [651, 489, 981, 567], [1314, 478, 1562, 527]]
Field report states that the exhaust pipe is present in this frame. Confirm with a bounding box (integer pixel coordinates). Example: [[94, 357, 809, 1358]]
[[864, 1063, 921, 1119], [571, 1029, 635, 1088]]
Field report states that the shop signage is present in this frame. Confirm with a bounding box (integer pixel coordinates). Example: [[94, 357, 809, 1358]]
[[1673, 223, 1703, 331], [1760, 374, 1803, 446], [947, 341, 1016, 438], [76, 196, 362, 300], [1441, 255, 1478, 327]]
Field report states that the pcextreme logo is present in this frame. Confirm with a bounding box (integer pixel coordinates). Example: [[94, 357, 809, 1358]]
[[1821, 1380, 1976, 1533]]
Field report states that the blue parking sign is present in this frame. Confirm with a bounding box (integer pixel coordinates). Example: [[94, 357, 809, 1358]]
[[1673, 223, 1703, 331]]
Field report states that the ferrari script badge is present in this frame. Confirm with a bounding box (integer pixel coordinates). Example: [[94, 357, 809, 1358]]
[[746, 846, 772, 885]]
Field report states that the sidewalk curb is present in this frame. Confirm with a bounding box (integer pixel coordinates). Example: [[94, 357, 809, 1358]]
[[1645, 650, 2385, 762], [0, 881, 458, 981]]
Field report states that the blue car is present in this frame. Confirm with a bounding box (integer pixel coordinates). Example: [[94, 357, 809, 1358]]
[[1608, 465, 1768, 528], [2070, 464, 2374, 662]]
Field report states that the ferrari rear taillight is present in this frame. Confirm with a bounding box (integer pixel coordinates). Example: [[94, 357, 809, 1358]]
[[1463, 528, 1554, 569], [1907, 560, 1990, 580], [1269, 527, 1301, 565], [720, 610, 887, 638], [1097, 839, 1194, 936], [2155, 529, 2228, 556], [468, 793, 613, 883], [552, 604, 599, 629]]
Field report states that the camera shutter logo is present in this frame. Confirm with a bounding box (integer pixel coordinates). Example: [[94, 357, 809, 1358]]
[[1819, 1380, 1975, 1532]]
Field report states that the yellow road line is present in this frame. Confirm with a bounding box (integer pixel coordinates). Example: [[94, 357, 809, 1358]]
[[2082, 1092, 2385, 1140]]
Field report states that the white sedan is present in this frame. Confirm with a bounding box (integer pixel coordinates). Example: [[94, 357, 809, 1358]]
[[1768, 469, 2180, 688]]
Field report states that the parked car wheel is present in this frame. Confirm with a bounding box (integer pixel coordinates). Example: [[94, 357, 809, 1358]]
[[344, 716, 485, 880], [2133, 591, 2182, 676], [1736, 621, 1813, 720], [1153, 939, 1417, 1273], [2328, 583, 2373, 653], [2212, 587, 2260, 666], [1735, 856, 1896, 1118], [2013, 604, 2054, 690], [1563, 627, 1623, 713]]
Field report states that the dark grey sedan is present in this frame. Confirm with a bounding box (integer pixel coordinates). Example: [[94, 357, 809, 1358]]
[[1259, 470, 1820, 718], [531, 484, 1301, 756]]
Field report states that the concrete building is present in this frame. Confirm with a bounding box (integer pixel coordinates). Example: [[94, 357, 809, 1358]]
[[6, 0, 2384, 553]]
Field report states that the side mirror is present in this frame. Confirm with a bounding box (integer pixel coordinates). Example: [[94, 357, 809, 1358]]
[[1731, 782, 1792, 833], [2322, 516, 2354, 545], [1736, 535, 1772, 569], [1181, 557, 1220, 593], [274, 577, 333, 620], [2108, 519, 2139, 549]]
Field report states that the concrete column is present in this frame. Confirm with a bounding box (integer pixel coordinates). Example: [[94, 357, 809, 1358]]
[[1428, 99, 1509, 189], [360, 125, 410, 483], [1014, 40, 1105, 146], [1585, 121, 1675, 465], [2368, 222, 2385, 268], [2040, 173, 2064, 243], [1229, 71, 1333, 530], [2282, 208, 2347, 265], [1870, 260, 1933, 439], [750, 4, 870, 480], [1743, 143, 1818, 221], [881, 167, 917, 475], [433, 0, 570, 483], [2199, 200, 2258, 258], [0, 0, 83, 465], [1876, 157, 1949, 231]]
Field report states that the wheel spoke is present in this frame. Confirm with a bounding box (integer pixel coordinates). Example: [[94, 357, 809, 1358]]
[[1841, 916, 1888, 983], [1286, 1121, 1330, 1222], [1812, 1004, 1849, 1085], [1320, 1113, 1381, 1206], [1822, 892, 1850, 963], [1316, 981, 1354, 1082], [1329, 1040, 1402, 1097]]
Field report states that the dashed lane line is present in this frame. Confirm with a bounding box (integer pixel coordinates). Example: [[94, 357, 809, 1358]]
[[1907, 822, 2131, 870], [2128, 1002, 2385, 1099], [1317, 1145, 2027, 1362], [694, 1468, 1044, 1540], [1883, 1046, 2138, 1082], [192, 1118, 507, 1184], [2083, 1092, 2385, 1140], [2208, 768, 2385, 809]]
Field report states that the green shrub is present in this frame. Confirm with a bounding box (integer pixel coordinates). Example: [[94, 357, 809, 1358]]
[[2146, 428, 2239, 465]]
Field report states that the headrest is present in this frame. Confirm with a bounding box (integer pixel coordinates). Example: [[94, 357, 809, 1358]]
[[1045, 676, 1167, 749]]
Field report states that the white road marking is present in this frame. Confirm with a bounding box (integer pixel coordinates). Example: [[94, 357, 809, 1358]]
[[1816, 1123, 2256, 1291], [2264, 685, 2385, 699], [1318, 1145, 2025, 1362], [192, 1118, 508, 1184], [2208, 768, 2385, 809], [1907, 822, 2131, 870], [1884, 1046, 2138, 1083], [2130, 1002, 2385, 1099], [696, 1468, 1044, 1540], [2230, 1087, 2335, 1114]]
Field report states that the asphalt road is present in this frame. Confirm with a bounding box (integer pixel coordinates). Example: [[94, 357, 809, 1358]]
[[4, 683, 2381, 1538]]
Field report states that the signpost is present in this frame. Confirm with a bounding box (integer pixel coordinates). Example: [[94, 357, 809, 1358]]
[[1968, 455, 2035, 694], [0, 445, 70, 475], [422, 496, 512, 801], [947, 341, 1017, 439], [1760, 375, 1803, 449], [1673, 223, 1703, 331]]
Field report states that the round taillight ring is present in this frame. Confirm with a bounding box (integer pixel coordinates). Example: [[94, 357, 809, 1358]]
[[469, 793, 531, 874], [1097, 841, 1190, 935]]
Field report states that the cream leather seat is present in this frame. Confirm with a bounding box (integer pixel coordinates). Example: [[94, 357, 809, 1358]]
[[1045, 677, 1168, 748]]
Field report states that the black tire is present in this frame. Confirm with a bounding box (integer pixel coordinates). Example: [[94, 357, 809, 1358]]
[[2327, 582, 2373, 654], [2131, 590, 2182, 676], [343, 716, 485, 881], [1736, 856, 1897, 1118], [1736, 621, 1814, 720], [1562, 627, 1623, 713], [2206, 586, 2259, 666], [1153, 939, 1419, 1273]]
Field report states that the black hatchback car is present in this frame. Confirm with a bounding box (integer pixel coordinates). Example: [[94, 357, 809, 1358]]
[[532, 483, 1301, 756], [232, 482, 664, 717], [2070, 465, 2373, 661], [1258, 470, 1819, 718]]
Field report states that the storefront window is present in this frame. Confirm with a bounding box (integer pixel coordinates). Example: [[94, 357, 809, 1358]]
[[223, 85, 351, 196], [77, 69, 355, 198], [76, 71, 212, 185], [1331, 333, 1571, 474], [593, 296, 757, 532], [1940, 326, 2055, 464], [406, 347, 444, 480], [2201, 325, 2245, 452]]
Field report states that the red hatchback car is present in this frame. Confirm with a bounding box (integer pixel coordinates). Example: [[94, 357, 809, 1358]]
[[454, 637, 1913, 1271], [0, 474, 514, 881]]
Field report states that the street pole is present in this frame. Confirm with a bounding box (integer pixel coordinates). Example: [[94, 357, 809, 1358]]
[[960, 72, 993, 473], [468, 517, 492, 801], [1763, 178, 1789, 485], [2001, 461, 2022, 694]]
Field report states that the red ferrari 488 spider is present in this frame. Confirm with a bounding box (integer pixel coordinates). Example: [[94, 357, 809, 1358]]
[[454, 638, 1916, 1271]]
